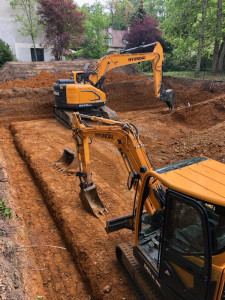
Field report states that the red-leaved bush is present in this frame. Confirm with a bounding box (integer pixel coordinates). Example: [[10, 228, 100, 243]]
[[38, 0, 85, 60], [123, 16, 162, 51]]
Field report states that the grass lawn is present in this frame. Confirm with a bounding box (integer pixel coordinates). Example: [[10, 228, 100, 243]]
[[144, 70, 225, 81], [163, 71, 225, 81]]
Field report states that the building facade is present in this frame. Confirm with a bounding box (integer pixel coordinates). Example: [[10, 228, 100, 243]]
[[103, 26, 126, 52], [0, 0, 54, 62]]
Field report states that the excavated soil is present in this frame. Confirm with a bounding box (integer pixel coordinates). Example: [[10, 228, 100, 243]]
[[0, 65, 224, 300]]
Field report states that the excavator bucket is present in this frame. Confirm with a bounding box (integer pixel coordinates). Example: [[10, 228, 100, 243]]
[[80, 185, 107, 218], [54, 148, 79, 173], [165, 89, 176, 110]]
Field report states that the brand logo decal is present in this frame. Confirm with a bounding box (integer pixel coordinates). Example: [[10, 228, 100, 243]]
[[128, 56, 146, 62], [95, 133, 113, 139]]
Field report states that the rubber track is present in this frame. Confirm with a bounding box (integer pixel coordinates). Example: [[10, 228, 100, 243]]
[[116, 242, 165, 300], [54, 106, 117, 129], [54, 108, 72, 129]]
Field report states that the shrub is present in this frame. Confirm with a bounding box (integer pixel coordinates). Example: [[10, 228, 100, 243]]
[[0, 39, 14, 68]]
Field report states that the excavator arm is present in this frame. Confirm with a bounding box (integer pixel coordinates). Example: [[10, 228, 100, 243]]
[[60, 113, 163, 217], [71, 42, 175, 109]]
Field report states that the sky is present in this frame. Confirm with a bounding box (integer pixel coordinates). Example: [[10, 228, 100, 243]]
[[75, 0, 104, 6]]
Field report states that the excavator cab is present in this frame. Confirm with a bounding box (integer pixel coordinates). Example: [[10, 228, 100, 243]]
[[130, 157, 225, 300], [136, 186, 212, 299]]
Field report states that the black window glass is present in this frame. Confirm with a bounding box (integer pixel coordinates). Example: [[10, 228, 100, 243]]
[[168, 199, 205, 255]]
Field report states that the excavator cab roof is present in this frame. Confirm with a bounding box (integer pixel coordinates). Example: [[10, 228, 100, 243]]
[[149, 156, 225, 206]]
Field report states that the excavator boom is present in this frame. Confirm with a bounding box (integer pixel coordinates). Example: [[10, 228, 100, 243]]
[[55, 112, 163, 217]]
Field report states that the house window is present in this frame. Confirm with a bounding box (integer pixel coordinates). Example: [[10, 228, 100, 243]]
[[105, 34, 113, 45], [30, 48, 44, 62], [109, 35, 113, 45]]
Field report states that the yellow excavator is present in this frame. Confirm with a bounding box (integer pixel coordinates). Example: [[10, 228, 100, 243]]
[[55, 113, 225, 300], [54, 42, 175, 128]]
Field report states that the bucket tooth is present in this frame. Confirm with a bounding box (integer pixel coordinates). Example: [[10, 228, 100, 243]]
[[54, 148, 79, 173], [79, 185, 107, 218]]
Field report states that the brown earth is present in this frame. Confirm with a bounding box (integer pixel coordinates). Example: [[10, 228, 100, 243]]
[[0, 66, 224, 300]]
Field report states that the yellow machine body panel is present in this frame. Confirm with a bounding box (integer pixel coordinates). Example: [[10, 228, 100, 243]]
[[66, 84, 106, 105], [134, 159, 225, 300], [149, 158, 225, 205]]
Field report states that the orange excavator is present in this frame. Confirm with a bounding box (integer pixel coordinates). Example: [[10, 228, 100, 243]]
[[55, 113, 225, 300], [54, 42, 175, 128]]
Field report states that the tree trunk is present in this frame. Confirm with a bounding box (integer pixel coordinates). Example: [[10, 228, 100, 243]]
[[31, 34, 38, 62], [195, 0, 207, 75], [211, 0, 223, 72], [217, 37, 225, 72]]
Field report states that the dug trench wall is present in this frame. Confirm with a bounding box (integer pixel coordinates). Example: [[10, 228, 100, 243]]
[[10, 120, 138, 300]]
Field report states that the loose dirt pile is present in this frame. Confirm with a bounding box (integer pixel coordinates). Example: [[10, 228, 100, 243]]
[[0, 65, 224, 299], [0, 60, 96, 83], [0, 71, 70, 89]]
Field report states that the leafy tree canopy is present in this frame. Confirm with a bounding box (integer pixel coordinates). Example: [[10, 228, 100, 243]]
[[10, 0, 42, 61], [38, 0, 85, 60], [123, 15, 162, 50], [80, 2, 110, 59], [0, 39, 14, 68]]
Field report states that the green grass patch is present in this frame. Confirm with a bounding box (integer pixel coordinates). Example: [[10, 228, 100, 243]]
[[0, 199, 12, 219], [144, 70, 225, 81], [164, 71, 225, 81]]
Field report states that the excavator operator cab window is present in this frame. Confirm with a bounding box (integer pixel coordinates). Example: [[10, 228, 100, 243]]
[[160, 191, 212, 300], [138, 177, 167, 269], [202, 202, 225, 254], [138, 178, 166, 269], [76, 73, 84, 84], [138, 209, 164, 269], [167, 200, 204, 254]]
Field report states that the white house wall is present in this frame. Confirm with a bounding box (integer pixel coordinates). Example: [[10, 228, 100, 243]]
[[0, 0, 54, 62]]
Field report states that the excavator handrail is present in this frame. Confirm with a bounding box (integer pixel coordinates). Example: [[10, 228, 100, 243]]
[[119, 42, 157, 54]]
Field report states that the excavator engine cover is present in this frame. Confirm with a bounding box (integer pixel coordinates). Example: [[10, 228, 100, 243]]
[[80, 185, 106, 218]]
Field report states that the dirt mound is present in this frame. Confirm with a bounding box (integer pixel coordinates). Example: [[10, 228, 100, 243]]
[[0, 60, 96, 84], [104, 79, 165, 112], [105, 70, 148, 83], [163, 76, 225, 107], [0, 67, 140, 90], [0, 87, 53, 124], [0, 71, 70, 90], [160, 95, 225, 130]]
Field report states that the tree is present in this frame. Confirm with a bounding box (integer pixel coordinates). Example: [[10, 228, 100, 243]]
[[10, 0, 42, 61], [132, 0, 146, 22], [195, 0, 208, 74], [217, 36, 225, 72], [80, 3, 110, 59], [211, 0, 223, 72], [38, 0, 85, 60], [0, 39, 14, 68], [106, 0, 135, 30], [123, 15, 162, 50]]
